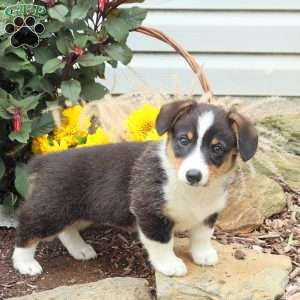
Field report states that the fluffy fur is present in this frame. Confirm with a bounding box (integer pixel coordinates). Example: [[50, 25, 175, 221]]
[[12, 101, 258, 277]]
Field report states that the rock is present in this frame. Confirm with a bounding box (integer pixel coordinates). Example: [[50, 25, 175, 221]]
[[217, 173, 286, 232], [287, 294, 300, 300], [258, 113, 300, 192], [273, 154, 300, 192], [259, 113, 300, 155], [8, 277, 152, 300], [255, 153, 300, 192], [157, 238, 292, 300], [233, 249, 246, 260]]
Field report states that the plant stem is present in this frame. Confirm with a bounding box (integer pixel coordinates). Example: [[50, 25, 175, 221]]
[[106, 0, 128, 14]]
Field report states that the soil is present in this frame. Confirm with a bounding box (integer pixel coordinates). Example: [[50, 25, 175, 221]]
[[0, 226, 156, 300]]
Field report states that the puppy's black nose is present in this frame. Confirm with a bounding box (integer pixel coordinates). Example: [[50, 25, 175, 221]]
[[186, 169, 202, 185]]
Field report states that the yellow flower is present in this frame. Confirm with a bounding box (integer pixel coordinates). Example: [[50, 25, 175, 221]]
[[62, 105, 90, 129], [77, 128, 110, 148], [31, 135, 68, 154], [31, 135, 49, 154], [127, 104, 162, 141], [53, 105, 90, 147], [46, 139, 68, 153]]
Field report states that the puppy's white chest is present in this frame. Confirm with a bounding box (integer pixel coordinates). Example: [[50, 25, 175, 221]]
[[163, 181, 227, 232]]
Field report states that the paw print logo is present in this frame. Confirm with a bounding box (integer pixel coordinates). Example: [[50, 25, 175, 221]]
[[5, 16, 45, 48]]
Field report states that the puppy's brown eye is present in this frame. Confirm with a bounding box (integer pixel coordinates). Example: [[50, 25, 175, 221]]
[[178, 135, 190, 146], [212, 143, 225, 155]]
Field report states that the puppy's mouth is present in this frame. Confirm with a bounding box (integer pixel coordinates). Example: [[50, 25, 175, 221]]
[[186, 181, 209, 188]]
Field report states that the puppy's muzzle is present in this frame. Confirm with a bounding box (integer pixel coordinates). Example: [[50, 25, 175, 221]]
[[186, 169, 202, 185]]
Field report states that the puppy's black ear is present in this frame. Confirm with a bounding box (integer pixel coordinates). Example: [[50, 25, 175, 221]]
[[156, 100, 196, 135], [228, 109, 258, 161]]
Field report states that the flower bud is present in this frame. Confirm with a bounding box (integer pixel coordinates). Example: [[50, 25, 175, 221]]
[[72, 47, 84, 57], [98, 0, 108, 13], [12, 108, 22, 133]]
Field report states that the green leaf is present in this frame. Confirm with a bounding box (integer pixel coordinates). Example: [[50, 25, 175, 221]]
[[48, 4, 69, 23], [15, 163, 29, 199], [46, 20, 63, 32], [43, 58, 65, 75], [9, 95, 41, 112], [16, 95, 41, 112], [0, 88, 11, 120], [0, 88, 11, 100], [0, 39, 10, 56], [81, 81, 108, 101], [61, 79, 81, 103], [0, 157, 5, 180], [26, 77, 55, 95], [80, 64, 105, 81], [31, 112, 55, 137], [56, 32, 72, 55], [78, 53, 109, 67], [9, 121, 32, 144], [13, 74, 25, 90], [0, 54, 34, 72], [34, 47, 57, 64], [74, 35, 89, 48], [0, 107, 11, 119], [119, 7, 147, 30], [104, 15, 130, 42], [7, 47, 28, 61], [0, 92, 11, 119], [71, 0, 91, 22], [104, 43, 133, 65]]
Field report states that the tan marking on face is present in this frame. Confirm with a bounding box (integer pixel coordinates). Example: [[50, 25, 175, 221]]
[[187, 131, 193, 140], [208, 149, 237, 180], [166, 137, 184, 171], [211, 137, 221, 145]]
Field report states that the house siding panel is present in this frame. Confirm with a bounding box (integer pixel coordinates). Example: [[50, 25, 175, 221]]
[[107, 1, 300, 96]]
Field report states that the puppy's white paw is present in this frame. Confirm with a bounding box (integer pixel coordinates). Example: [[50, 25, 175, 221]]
[[192, 246, 219, 266], [69, 244, 97, 260], [153, 256, 187, 277], [13, 257, 43, 276]]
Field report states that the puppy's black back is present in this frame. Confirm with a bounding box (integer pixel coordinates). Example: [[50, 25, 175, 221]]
[[17, 142, 148, 246]]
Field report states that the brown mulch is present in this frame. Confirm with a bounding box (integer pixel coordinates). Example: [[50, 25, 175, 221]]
[[215, 181, 300, 300], [0, 226, 156, 300]]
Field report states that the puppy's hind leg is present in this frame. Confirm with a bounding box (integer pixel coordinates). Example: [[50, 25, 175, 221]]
[[13, 239, 43, 276], [58, 224, 97, 260]]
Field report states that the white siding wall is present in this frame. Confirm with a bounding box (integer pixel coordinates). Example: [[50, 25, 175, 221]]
[[105, 0, 300, 96]]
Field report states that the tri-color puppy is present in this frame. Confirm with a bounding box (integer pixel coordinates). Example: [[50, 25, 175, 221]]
[[12, 101, 258, 277]]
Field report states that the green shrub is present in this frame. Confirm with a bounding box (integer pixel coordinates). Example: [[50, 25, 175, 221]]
[[0, 0, 147, 207]]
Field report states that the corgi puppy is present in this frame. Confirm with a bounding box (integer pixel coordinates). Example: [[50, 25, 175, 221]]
[[12, 101, 258, 277]]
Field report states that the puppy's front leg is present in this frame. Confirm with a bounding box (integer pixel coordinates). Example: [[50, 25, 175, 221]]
[[137, 216, 187, 277], [190, 213, 219, 266]]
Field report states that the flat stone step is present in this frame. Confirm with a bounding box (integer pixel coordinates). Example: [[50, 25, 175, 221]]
[[157, 238, 292, 300], [8, 277, 152, 300]]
